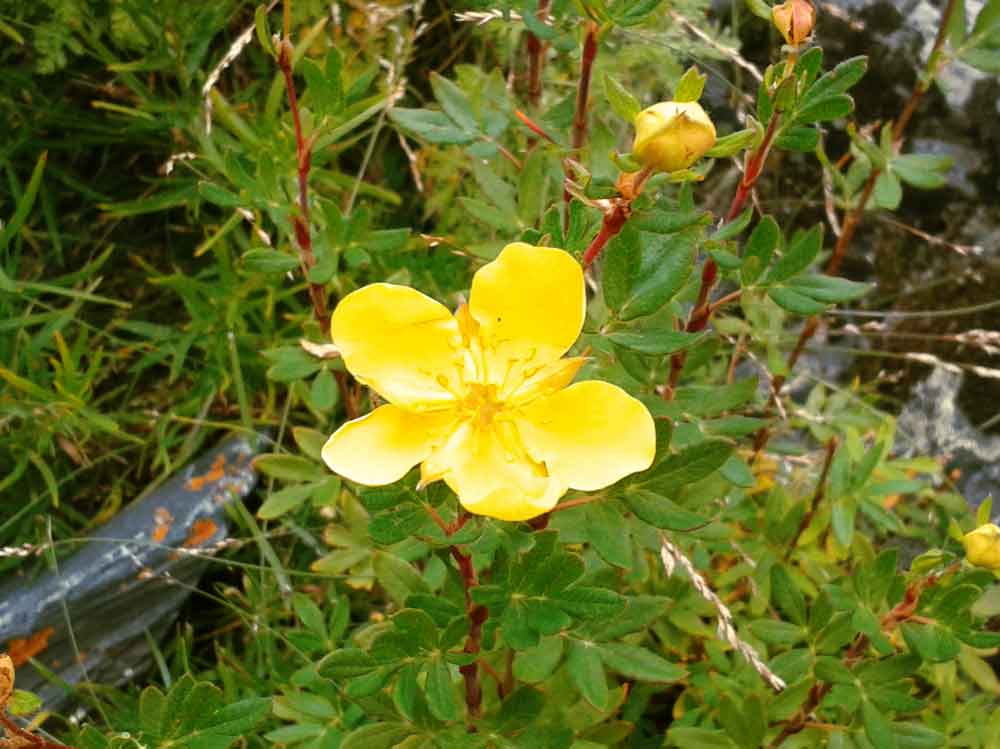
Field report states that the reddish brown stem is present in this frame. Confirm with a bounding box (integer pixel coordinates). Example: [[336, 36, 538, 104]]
[[450, 546, 485, 725], [526, 0, 551, 110], [515, 109, 557, 144], [564, 22, 599, 223], [785, 437, 838, 557], [582, 202, 630, 268], [662, 109, 783, 399], [277, 39, 330, 336], [664, 261, 720, 399], [726, 112, 782, 221], [572, 23, 598, 153]]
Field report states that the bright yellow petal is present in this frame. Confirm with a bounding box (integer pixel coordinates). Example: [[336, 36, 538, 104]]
[[322, 405, 456, 485], [469, 243, 585, 387], [425, 420, 566, 521], [508, 356, 586, 405], [515, 380, 655, 491], [332, 283, 466, 408]]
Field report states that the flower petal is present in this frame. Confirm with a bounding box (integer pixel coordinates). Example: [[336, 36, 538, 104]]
[[515, 380, 655, 491], [469, 243, 585, 386], [332, 283, 465, 408], [508, 356, 586, 405], [322, 405, 455, 485], [425, 420, 566, 521]]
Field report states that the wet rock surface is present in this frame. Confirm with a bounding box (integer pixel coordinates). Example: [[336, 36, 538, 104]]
[[0, 436, 262, 710], [708, 0, 1000, 503]]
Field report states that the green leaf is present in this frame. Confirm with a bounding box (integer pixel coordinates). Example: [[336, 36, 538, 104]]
[[749, 619, 806, 645], [874, 169, 902, 210], [831, 497, 857, 547], [458, 197, 511, 231], [705, 128, 756, 158], [301, 51, 344, 116], [606, 329, 705, 355], [624, 489, 710, 531], [765, 223, 823, 283], [741, 215, 780, 285], [972, 0, 1000, 34], [794, 47, 824, 86], [567, 641, 609, 709], [630, 439, 735, 495], [258, 484, 314, 519], [801, 56, 868, 108], [674, 66, 707, 103], [317, 649, 379, 678], [787, 274, 871, 303], [294, 592, 327, 637], [341, 724, 413, 749], [978, 495, 994, 526], [202, 697, 271, 737], [310, 368, 338, 410], [497, 686, 544, 732], [139, 686, 166, 740], [745, 0, 772, 21], [776, 126, 820, 152], [197, 181, 242, 208], [365, 228, 410, 252], [292, 426, 327, 460], [470, 160, 519, 221], [252, 454, 326, 482], [603, 74, 641, 121], [372, 551, 430, 606], [597, 643, 686, 682], [243, 249, 300, 274], [425, 658, 459, 722], [657, 377, 759, 418], [513, 636, 565, 682], [891, 153, 952, 189], [711, 206, 754, 240], [862, 701, 898, 749], [768, 286, 828, 315], [795, 94, 855, 125], [900, 622, 961, 663], [254, 5, 273, 56], [603, 223, 697, 320], [611, 0, 666, 26], [771, 565, 808, 625], [719, 694, 766, 749], [0, 151, 46, 252], [551, 586, 625, 619], [8, 690, 42, 716], [585, 502, 632, 568], [430, 72, 478, 133], [390, 108, 477, 144]]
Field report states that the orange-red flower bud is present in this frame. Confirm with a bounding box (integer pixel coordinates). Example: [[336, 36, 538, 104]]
[[772, 0, 816, 47]]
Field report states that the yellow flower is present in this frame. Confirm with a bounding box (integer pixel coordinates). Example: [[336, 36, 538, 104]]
[[321, 242, 655, 521], [772, 0, 816, 47], [632, 101, 717, 174], [961, 523, 1000, 571]]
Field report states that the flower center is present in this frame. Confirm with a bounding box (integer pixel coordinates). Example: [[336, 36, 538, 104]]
[[460, 383, 504, 427]]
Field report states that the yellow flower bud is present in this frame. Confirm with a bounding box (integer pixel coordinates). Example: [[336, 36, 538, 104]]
[[961, 523, 1000, 570], [632, 101, 717, 174], [772, 0, 816, 47]]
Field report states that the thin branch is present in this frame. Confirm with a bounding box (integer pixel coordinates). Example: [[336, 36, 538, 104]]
[[276, 39, 330, 336], [564, 22, 599, 224], [526, 0, 551, 109], [785, 437, 838, 558]]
